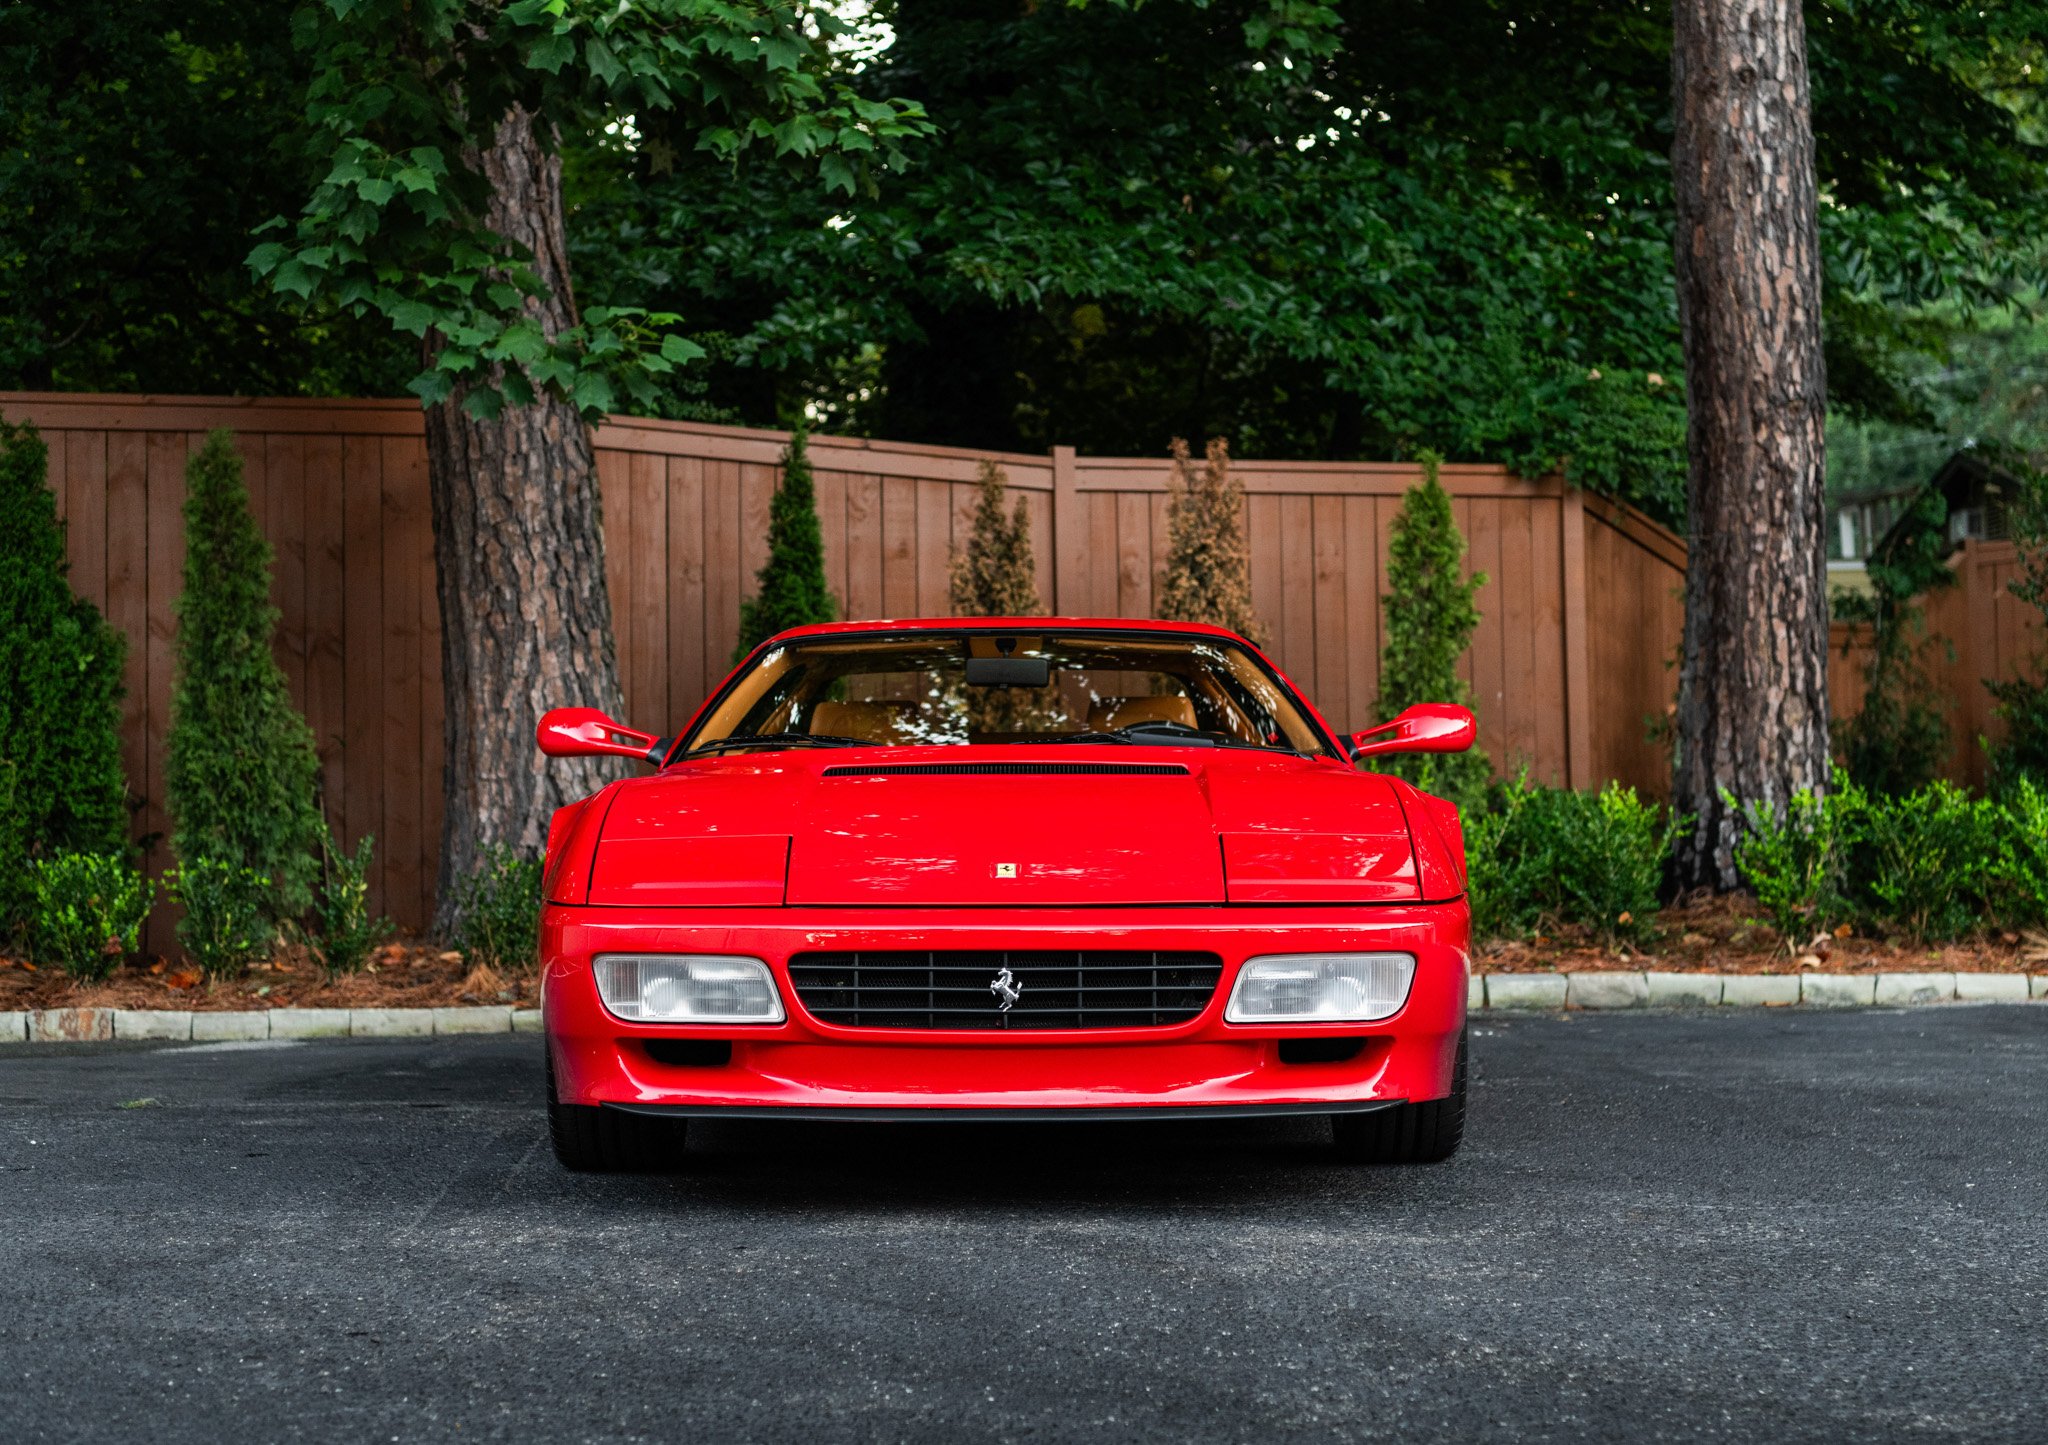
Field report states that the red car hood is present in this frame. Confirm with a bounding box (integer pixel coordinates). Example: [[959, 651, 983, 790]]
[[583, 748, 1436, 907]]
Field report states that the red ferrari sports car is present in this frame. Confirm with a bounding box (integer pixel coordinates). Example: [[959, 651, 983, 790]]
[[536, 618, 1475, 1170]]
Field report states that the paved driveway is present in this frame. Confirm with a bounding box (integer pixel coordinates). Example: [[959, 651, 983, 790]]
[[2, 1008, 2044, 1442]]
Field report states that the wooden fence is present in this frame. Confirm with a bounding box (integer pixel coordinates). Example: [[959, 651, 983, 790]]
[[5, 391, 2032, 930]]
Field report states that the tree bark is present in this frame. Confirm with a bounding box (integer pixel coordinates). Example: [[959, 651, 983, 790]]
[[1669, 0, 1831, 890], [424, 104, 625, 936]]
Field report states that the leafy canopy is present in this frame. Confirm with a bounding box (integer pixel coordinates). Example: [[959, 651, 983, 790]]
[[248, 0, 933, 421]]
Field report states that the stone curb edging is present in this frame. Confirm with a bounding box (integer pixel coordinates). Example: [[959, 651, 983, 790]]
[[2, 1006, 543, 1044], [1468, 971, 2048, 1011], [4, 974, 2045, 1043]]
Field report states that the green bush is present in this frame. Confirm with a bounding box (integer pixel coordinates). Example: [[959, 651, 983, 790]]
[[1850, 781, 1998, 943], [733, 427, 836, 662], [1984, 468, 2047, 793], [169, 856, 275, 979], [1987, 776, 2048, 929], [1374, 450, 1490, 805], [450, 846, 543, 970], [1728, 777, 1863, 950], [28, 852, 153, 981], [165, 431, 324, 920], [307, 827, 394, 977], [1465, 776, 1676, 945], [0, 421, 131, 933]]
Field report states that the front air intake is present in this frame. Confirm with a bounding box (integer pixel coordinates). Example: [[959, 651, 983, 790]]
[[820, 761, 1189, 778]]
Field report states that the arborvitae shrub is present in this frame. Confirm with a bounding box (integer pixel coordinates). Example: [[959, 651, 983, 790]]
[[1374, 450, 1490, 802], [165, 431, 324, 920], [949, 461, 1049, 733], [1156, 436, 1263, 642], [0, 421, 130, 931], [734, 428, 836, 662], [950, 460, 1042, 618]]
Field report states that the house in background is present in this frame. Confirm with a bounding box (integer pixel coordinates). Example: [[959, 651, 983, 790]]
[[1827, 445, 2021, 599]]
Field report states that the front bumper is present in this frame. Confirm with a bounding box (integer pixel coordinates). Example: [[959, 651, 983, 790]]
[[543, 904, 1469, 1115]]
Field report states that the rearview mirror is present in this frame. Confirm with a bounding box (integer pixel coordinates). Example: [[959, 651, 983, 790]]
[[1349, 704, 1477, 761], [537, 707, 667, 764]]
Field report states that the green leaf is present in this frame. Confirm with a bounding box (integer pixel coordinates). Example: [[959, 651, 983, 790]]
[[659, 334, 706, 364], [462, 387, 505, 421], [388, 300, 436, 336], [570, 372, 615, 416]]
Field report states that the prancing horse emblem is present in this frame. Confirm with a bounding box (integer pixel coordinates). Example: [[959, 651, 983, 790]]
[[989, 966, 1022, 1012]]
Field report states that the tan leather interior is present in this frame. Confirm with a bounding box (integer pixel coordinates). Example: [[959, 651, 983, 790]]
[[1086, 695, 1199, 731], [811, 699, 916, 744]]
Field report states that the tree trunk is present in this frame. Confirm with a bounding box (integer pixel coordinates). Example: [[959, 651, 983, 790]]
[[1669, 0, 1831, 891], [423, 104, 625, 936]]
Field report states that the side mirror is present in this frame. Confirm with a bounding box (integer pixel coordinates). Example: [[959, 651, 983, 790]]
[[537, 707, 667, 764], [1349, 704, 1477, 761]]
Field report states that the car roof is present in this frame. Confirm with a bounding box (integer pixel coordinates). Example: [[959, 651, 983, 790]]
[[763, 617, 1256, 645]]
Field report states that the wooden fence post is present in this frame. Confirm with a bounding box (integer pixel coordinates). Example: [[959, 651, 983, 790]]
[[1051, 445, 1080, 614], [1559, 484, 1593, 789]]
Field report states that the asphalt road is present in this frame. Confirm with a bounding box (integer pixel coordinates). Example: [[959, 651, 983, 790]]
[[3, 1008, 2044, 1444]]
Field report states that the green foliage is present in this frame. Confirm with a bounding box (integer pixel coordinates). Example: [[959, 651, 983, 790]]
[[165, 432, 325, 919], [169, 856, 275, 979], [1374, 451, 1490, 802], [0, 1, 408, 394], [1465, 775, 1677, 946], [734, 429, 835, 662], [28, 852, 153, 981], [308, 827, 393, 977], [1985, 469, 2048, 792], [1853, 781, 1998, 943], [450, 846, 543, 971], [1987, 776, 2048, 929], [248, 0, 932, 423], [1728, 778, 1862, 950], [1156, 437, 1263, 643], [0, 421, 131, 933], [949, 462, 1042, 619]]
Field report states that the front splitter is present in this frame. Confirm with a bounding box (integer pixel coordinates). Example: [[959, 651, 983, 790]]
[[605, 1098, 1405, 1124]]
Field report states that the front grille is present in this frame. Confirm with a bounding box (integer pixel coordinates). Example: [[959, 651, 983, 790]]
[[820, 762, 1189, 778], [786, 950, 1223, 1030]]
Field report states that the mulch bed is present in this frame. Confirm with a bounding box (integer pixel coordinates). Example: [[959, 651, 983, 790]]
[[0, 939, 538, 1012], [4, 895, 2043, 1010], [1481, 893, 2048, 975]]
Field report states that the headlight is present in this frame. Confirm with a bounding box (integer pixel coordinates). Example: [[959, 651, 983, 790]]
[[1224, 952, 1415, 1023], [594, 954, 785, 1023]]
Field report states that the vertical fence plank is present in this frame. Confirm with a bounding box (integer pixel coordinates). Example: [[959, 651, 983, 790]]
[[916, 479, 952, 617], [341, 436, 386, 911], [843, 472, 881, 620], [627, 451, 667, 727], [304, 435, 347, 820], [142, 432, 189, 878], [1277, 494, 1314, 692], [1342, 495, 1378, 735], [1312, 494, 1346, 724], [666, 456, 708, 714], [266, 435, 309, 703], [882, 474, 917, 618], [64, 429, 108, 613], [380, 438, 426, 930]]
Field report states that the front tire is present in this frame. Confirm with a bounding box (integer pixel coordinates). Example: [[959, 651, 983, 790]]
[[1331, 1031, 1466, 1164], [547, 1054, 686, 1172]]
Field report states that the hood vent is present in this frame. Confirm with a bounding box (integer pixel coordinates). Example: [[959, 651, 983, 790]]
[[820, 761, 1190, 779]]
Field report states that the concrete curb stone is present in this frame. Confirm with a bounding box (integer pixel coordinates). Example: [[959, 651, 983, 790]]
[[114, 1010, 194, 1041], [31, 1008, 113, 1042], [1721, 975, 1800, 1007], [1486, 974, 1568, 1010], [2030, 975, 2048, 1000], [269, 1008, 351, 1040], [1566, 972, 1648, 1009], [191, 1011, 269, 1041], [350, 1008, 433, 1038], [1644, 973, 1722, 1007], [2, 1010, 26, 1042], [512, 1009, 544, 1034], [1801, 974, 1876, 1008], [1876, 972, 1956, 1006], [1955, 973, 2030, 1002], [433, 1005, 513, 1035]]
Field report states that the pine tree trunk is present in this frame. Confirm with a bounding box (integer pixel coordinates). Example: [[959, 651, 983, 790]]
[[423, 104, 625, 936], [1668, 0, 1831, 891]]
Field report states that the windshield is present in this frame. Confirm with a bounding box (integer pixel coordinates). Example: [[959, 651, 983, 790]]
[[680, 630, 1334, 757]]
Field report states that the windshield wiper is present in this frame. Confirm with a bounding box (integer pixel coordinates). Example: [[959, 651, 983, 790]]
[[686, 732, 873, 755]]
